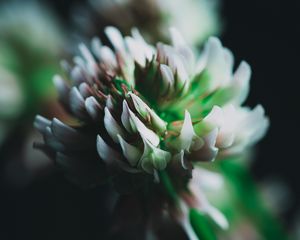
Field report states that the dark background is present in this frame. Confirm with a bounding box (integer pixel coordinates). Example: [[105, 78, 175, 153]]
[[1, 0, 300, 239]]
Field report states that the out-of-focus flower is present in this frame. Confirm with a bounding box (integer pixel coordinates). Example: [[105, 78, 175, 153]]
[[0, 67, 24, 118], [0, 1, 66, 118], [0, 66, 24, 145], [176, 167, 228, 239], [0, 1, 65, 54], [0, 0, 66, 185], [74, 0, 221, 46], [34, 27, 269, 238]]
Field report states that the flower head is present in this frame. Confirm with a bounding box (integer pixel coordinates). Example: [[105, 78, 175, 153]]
[[35, 27, 269, 189]]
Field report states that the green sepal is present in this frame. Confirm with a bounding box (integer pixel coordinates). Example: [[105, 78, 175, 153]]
[[113, 77, 131, 93]]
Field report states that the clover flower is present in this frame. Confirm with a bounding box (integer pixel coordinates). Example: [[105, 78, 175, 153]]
[[75, 0, 221, 46], [0, 66, 24, 145], [0, 1, 66, 184], [0, 0, 65, 121], [0, 1, 65, 54], [34, 27, 269, 238]]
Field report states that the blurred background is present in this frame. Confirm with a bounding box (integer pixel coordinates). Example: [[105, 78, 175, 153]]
[[0, 0, 299, 239]]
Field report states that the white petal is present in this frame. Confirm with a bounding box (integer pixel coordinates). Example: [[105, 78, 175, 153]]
[[175, 110, 204, 151], [173, 150, 189, 169], [128, 92, 148, 118], [104, 107, 125, 142], [85, 96, 102, 120], [121, 100, 132, 132], [97, 136, 141, 173], [117, 134, 142, 167], [73, 57, 86, 71], [106, 95, 114, 109], [131, 28, 147, 44], [70, 65, 85, 85], [44, 127, 65, 152], [105, 26, 126, 55], [168, 54, 189, 86], [204, 106, 235, 149], [205, 37, 231, 89], [196, 45, 208, 73], [79, 43, 97, 76], [69, 87, 87, 118], [160, 64, 174, 94], [170, 27, 187, 48], [91, 37, 102, 58], [125, 36, 146, 66], [243, 105, 269, 144], [96, 135, 120, 165], [130, 114, 160, 146], [53, 75, 69, 100], [131, 28, 155, 60], [51, 118, 78, 142], [128, 92, 167, 134], [223, 48, 234, 71], [204, 105, 223, 126], [140, 137, 171, 173], [78, 82, 91, 98], [34, 115, 51, 134], [232, 61, 251, 104], [79, 43, 96, 65], [190, 128, 219, 162], [170, 27, 194, 71], [98, 46, 118, 69]]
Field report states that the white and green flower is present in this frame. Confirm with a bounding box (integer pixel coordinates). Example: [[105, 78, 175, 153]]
[[35, 27, 268, 184]]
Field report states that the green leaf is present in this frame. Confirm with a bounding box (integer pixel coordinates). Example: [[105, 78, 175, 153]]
[[218, 160, 291, 240], [189, 208, 218, 240]]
